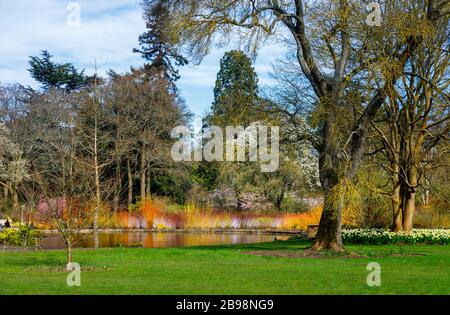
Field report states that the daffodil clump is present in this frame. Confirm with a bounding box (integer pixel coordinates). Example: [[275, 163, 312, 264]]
[[342, 229, 450, 245]]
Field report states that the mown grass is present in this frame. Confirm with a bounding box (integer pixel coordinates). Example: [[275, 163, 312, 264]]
[[0, 240, 448, 294]]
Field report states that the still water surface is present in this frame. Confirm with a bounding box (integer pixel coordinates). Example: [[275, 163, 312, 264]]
[[40, 231, 290, 249]]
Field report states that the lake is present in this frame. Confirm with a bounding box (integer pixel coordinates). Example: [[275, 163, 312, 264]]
[[40, 231, 291, 249]]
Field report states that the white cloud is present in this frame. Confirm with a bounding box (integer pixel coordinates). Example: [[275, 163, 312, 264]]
[[0, 0, 144, 87], [0, 0, 287, 116]]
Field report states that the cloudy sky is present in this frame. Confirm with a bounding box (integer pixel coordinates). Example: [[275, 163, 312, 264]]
[[0, 0, 287, 117]]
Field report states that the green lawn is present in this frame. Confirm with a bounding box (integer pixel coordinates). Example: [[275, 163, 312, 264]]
[[0, 240, 449, 294]]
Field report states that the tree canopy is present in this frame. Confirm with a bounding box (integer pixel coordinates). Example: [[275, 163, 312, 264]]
[[28, 50, 88, 91], [134, 0, 188, 87], [210, 50, 260, 126], [161, 0, 449, 250]]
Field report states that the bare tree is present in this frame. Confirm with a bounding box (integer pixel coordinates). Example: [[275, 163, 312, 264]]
[[105, 67, 189, 205], [20, 88, 96, 263], [35, 169, 95, 264], [370, 19, 449, 231], [0, 84, 30, 216]]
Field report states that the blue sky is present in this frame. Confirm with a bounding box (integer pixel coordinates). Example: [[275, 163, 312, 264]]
[[0, 0, 286, 118]]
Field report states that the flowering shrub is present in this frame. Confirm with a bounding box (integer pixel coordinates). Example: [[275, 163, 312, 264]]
[[342, 229, 450, 245], [280, 205, 322, 230], [106, 200, 323, 230]]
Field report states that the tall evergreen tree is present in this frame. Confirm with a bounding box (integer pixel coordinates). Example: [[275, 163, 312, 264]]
[[134, 0, 188, 87], [210, 50, 259, 126], [206, 50, 263, 210], [28, 50, 87, 91]]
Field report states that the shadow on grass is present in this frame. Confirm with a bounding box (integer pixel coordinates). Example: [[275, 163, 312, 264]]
[[175, 240, 431, 260], [176, 239, 312, 251]]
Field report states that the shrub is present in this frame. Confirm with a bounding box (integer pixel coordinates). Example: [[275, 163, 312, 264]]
[[414, 206, 450, 229], [0, 225, 45, 247], [280, 196, 310, 213], [280, 205, 322, 230]]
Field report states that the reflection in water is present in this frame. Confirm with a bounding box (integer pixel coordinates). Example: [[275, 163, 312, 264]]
[[40, 232, 289, 249]]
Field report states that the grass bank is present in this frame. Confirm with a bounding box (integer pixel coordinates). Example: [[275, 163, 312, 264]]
[[0, 240, 448, 294]]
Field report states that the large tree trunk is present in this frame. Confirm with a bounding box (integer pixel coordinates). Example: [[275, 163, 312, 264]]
[[392, 185, 403, 232], [312, 87, 382, 251], [402, 165, 418, 232], [312, 115, 344, 251], [312, 191, 343, 251], [402, 190, 415, 232], [391, 162, 403, 232]]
